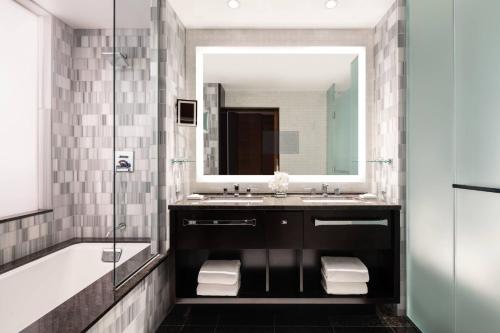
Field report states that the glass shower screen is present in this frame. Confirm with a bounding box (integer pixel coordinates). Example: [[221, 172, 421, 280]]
[[113, 0, 160, 286]]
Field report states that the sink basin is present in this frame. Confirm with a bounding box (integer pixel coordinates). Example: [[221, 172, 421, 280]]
[[301, 196, 360, 204], [205, 196, 264, 204]]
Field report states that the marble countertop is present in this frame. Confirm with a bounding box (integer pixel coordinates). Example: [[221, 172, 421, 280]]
[[169, 194, 400, 210]]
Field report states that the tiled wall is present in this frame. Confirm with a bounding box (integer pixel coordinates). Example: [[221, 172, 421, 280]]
[[52, 18, 77, 241], [88, 256, 173, 333], [224, 90, 327, 175], [71, 28, 115, 238], [72, 28, 155, 239], [203, 83, 220, 175], [371, 0, 406, 313], [0, 211, 70, 265], [157, 0, 188, 252]]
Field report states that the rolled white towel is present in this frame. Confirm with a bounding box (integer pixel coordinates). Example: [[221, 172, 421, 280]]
[[197, 279, 241, 297], [198, 260, 241, 285], [321, 279, 368, 295], [321, 257, 369, 282]]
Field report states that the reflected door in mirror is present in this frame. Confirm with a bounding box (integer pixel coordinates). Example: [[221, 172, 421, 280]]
[[219, 108, 279, 175]]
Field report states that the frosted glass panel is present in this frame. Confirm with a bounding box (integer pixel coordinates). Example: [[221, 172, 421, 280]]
[[455, 190, 500, 333], [0, 1, 39, 217], [406, 0, 455, 332], [455, 0, 500, 187]]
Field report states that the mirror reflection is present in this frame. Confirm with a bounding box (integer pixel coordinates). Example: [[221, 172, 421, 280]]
[[201, 49, 363, 176]]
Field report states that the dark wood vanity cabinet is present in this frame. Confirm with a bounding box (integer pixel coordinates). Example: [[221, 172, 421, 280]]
[[264, 212, 302, 249], [170, 204, 400, 304]]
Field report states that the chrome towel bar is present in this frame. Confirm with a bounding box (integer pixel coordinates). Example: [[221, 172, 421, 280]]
[[314, 219, 388, 227]]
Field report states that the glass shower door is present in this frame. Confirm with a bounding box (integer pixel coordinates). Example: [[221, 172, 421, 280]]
[[113, 0, 160, 286]]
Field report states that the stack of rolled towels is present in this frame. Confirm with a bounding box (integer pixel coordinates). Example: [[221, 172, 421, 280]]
[[321, 256, 369, 295], [196, 260, 241, 296]]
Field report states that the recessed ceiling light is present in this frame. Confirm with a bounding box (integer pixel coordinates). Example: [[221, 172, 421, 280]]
[[227, 0, 240, 9], [325, 0, 338, 9]]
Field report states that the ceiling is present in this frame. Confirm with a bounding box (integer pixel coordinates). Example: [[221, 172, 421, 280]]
[[168, 0, 395, 29], [204, 53, 358, 91], [34, 0, 150, 29]]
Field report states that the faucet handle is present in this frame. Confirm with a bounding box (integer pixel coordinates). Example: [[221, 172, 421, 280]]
[[321, 183, 329, 197]]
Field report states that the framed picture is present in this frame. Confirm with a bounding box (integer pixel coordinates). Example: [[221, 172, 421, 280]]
[[176, 99, 197, 126]]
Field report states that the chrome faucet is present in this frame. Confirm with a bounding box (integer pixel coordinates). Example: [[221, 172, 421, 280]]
[[105, 222, 126, 238], [234, 184, 240, 197], [321, 184, 329, 197]]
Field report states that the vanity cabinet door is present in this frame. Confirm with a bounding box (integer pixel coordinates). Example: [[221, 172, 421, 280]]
[[264, 212, 303, 249], [174, 210, 265, 249], [303, 210, 393, 250]]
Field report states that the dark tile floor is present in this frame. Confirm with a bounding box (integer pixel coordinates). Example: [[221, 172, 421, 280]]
[[157, 305, 422, 333]]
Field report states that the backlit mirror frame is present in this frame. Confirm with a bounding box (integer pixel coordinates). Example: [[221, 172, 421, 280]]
[[196, 46, 366, 183]]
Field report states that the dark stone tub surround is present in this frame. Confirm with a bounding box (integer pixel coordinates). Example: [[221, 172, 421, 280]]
[[23, 253, 172, 333]]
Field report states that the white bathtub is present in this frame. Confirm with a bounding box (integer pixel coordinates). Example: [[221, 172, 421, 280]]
[[0, 242, 150, 333]]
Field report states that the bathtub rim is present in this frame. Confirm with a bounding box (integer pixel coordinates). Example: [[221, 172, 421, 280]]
[[0, 237, 151, 276]]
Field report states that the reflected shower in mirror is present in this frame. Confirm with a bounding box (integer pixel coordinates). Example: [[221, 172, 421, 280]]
[[199, 47, 364, 177]]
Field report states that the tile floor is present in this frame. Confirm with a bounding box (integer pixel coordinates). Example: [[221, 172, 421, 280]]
[[157, 305, 422, 333]]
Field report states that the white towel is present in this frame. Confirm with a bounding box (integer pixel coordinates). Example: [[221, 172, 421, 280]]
[[321, 279, 368, 295], [198, 271, 240, 285], [321, 257, 369, 282], [198, 260, 241, 285], [198, 260, 240, 275], [321, 267, 369, 283], [197, 279, 241, 296]]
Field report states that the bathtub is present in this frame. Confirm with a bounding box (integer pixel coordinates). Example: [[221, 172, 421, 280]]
[[0, 242, 150, 333]]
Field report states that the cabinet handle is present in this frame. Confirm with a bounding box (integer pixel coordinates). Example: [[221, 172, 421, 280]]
[[281, 219, 288, 225], [314, 219, 388, 227], [183, 219, 256, 227]]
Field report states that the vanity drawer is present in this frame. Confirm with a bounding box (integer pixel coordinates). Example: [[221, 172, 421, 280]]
[[174, 211, 265, 249], [303, 211, 393, 250], [264, 212, 303, 249]]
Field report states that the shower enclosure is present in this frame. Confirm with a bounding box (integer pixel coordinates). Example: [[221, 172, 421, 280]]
[[112, 0, 161, 285]]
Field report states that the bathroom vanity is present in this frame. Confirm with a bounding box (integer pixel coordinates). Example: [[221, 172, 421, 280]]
[[169, 196, 400, 305]]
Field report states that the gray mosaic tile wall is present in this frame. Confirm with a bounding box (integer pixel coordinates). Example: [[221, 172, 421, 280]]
[[72, 28, 156, 239], [51, 17, 77, 243], [0, 212, 68, 265], [88, 256, 174, 333], [203, 83, 220, 175], [158, 0, 189, 252], [372, 0, 407, 313]]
